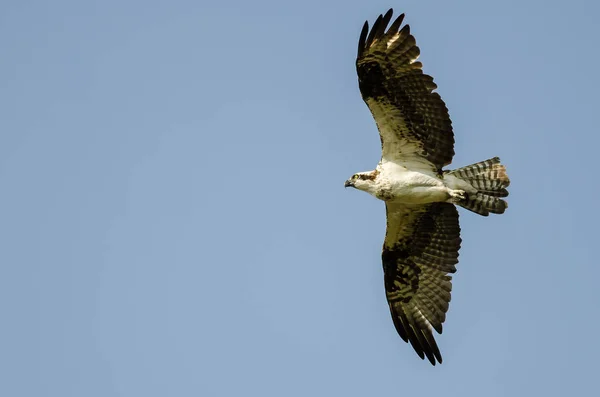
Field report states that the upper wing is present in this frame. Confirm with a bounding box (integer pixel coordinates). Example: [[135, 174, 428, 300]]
[[383, 201, 461, 365], [357, 9, 455, 171]]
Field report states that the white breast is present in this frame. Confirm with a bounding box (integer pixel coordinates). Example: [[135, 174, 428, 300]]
[[376, 162, 448, 204]]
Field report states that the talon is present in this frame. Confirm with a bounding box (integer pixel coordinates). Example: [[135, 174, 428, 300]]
[[449, 189, 466, 202]]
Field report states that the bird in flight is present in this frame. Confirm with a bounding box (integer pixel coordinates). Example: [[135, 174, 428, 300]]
[[345, 9, 510, 365]]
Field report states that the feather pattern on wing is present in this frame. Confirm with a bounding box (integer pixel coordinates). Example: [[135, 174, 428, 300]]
[[356, 9, 455, 170], [383, 202, 461, 365]]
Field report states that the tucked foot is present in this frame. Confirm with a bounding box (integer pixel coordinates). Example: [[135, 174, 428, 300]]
[[448, 189, 466, 202]]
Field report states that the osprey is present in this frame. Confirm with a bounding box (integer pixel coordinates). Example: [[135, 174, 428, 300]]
[[345, 9, 510, 365]]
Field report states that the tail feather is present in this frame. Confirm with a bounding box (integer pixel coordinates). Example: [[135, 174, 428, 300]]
[[446, 157, 510, 216]]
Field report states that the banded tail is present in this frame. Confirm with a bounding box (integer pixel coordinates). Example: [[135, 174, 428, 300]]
[[446, 157, 510, 216]]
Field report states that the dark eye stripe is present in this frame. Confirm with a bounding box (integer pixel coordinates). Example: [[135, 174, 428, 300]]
[[356, 171, 379, 181]]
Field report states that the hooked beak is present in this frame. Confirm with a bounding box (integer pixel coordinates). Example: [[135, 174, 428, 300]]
[[344, 179, 354, 188]]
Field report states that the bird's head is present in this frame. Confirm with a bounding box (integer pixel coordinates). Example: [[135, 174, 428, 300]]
[[344, 171, 378, 193]]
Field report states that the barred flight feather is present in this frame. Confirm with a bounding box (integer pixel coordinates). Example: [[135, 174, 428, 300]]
[[383, 202, 461, 365], [357, 9, 455, 169]]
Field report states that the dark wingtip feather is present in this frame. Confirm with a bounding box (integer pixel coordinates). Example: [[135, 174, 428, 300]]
[[365, 13, 383, 49], [373, 9, 394, 44], [358, 21, 369, 57], [387, 12, 405, 35], [400, 309, 441, 365], [358, 10, 406, 59], [381, 8, 394, 30], [399, 23, 411, 37], [412, 327, 437, 365], [423, 330, 443, 364], [395, 308, 426, 360]]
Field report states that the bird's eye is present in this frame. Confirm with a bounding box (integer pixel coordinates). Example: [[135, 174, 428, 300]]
[[352, 175, 359, 180]]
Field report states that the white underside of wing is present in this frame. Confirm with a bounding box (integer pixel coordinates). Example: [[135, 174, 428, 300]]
[[383, 203, 424, 249], [366, 97, 435, 171]]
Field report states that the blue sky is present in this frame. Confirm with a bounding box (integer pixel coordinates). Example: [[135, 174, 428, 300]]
[[1, 0, 599, 396]]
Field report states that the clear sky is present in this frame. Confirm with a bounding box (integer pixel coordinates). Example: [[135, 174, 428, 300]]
[[1, 0, 599, 396]]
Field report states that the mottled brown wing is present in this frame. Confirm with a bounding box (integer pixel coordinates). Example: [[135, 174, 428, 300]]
[[383, 202, 461, 365], [357, 9, 455, 170]]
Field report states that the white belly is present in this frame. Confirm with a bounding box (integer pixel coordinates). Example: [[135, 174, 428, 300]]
[[376, 166, 449, 204]]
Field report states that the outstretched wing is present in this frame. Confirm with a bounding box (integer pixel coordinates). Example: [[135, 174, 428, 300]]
[[357, 9, 455, 170], [383, 202, 461, 365]]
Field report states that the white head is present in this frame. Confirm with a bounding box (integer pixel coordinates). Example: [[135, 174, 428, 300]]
[[344, 170, 379, 195]]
